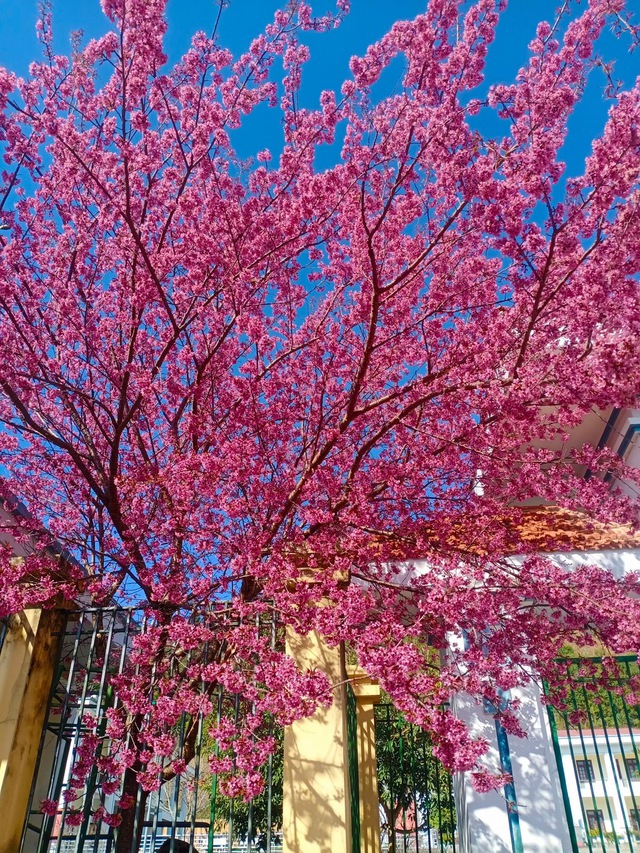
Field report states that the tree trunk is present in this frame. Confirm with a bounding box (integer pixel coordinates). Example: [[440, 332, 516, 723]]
[[381, 801, 395, 853], [114, 767, 148, 853]]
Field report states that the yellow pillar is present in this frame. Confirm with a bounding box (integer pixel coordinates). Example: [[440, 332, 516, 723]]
[[349, 668, 382, 853], [283, 629, 353, 853], [0, 608, 65, 853]]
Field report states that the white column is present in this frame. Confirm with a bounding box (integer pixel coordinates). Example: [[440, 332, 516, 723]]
[[452, 682, 574, 852]]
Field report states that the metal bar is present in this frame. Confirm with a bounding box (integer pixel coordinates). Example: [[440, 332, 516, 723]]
[[386, 705, 395, 853], [569, 681, 606, 853], [208, 685, 223, 853], [594, 684, 632, 848], [408, 723, 419, 853], [398, 717, 407, 853], [372, 701, 457, 853], [563, 700, 595, 853], [614, 664, 640, 850], [87, 686, 115, 853], [131, 778, 146, 853], [56, 611, 102, 853], [267, 609, 278, 853], [131, 611, 151, 853], [494, 718, 523, 853], [346, 682, 361, 853], [623, 658, 640, 846], [248, 626, 257, 853], [170, 711, 187, 845], [189, 704, 204, 851], [228, 692, 241, 853], [266, 719, 274, 853], [420, 730, 432, 853], [247, 786, 254, 852], [580, 681, 619, 851], [112, 609, 133, 853], [78, 611, 117, 853], [434, 739, 444, 853], [448, 770, 457, 853], [544, 696, 579, 853]]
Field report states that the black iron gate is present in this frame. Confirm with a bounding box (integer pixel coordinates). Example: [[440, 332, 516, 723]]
[[19, 607, 283, 853], [16, 605, 457, 853], [374, 703, 456, 853]]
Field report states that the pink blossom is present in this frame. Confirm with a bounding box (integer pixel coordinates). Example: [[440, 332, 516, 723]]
[[40, 799, 59, 816], [0, 0, 639, 799]]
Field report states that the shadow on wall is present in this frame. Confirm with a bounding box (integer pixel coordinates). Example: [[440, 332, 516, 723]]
[[464, 819, 512, 853], [283, 710, 349, 853], [508, 686, 573, 853], [454, 682, 571, 853], [283, 629, 351, 853]]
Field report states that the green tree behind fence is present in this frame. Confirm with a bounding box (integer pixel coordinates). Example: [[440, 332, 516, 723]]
[[375, 701, 456, 852]]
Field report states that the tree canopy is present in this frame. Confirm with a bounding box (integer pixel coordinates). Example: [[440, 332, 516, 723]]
[[1, 0, 640, 836]]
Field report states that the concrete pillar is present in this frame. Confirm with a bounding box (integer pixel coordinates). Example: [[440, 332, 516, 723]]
[[349, 668, 382, 853], [0, 608, 66, 853], [283, 629, 353, 853], [451, 682, 574, 853]]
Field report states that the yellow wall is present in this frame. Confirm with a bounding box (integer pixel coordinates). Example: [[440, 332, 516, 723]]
[[283, 630, 353, 853], [0, 609, 65, 853], [349, 668, 382, 853]]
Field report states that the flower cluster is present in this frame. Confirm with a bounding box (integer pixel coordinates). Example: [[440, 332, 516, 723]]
[[3, 0, 640, 815]]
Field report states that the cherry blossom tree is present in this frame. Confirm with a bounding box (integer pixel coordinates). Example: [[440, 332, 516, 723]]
[[1, 0, 640, 842]]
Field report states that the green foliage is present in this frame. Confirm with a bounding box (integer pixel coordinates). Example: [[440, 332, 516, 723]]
[[375, 702, 456, 844], [589, 828, 619, 843], [547, 658, 640, 730]]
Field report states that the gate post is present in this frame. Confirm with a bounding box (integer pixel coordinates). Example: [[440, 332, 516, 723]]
[[282, 628, 354, 853], [0, 608, 66, 853], [348, 668, 382, 853]]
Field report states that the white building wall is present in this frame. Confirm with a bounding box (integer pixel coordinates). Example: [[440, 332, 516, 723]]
[[558, 728, 640, 841], [452, 681, 573, 853], [611, 412, 640, 503], [452, 547, 640, 852]]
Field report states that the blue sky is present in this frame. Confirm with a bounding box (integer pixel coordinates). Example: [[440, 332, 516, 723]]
[[0, 0, 637, 175]]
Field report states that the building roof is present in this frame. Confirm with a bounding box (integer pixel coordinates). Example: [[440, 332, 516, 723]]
[[500, 506, 640, 554], [368, 506, 640, 562], [294, 507, 640, 574]]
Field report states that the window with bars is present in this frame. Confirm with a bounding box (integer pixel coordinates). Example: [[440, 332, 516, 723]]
[[546, 657, 640, 850], [575, 759, 595, 783], [586, 809, 604, 831], [625, 757, 640, 779]]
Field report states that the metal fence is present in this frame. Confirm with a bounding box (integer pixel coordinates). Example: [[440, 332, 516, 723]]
[[0, 614, 7, 656], [19, 607, 283, 853], [546, 656, 640, 853], [14, 605, 457, 853], [374, 702, 456, 853], [346, 682, 362, 853]]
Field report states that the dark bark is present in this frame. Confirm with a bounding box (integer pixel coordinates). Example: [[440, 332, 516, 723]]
[[114, 766, 148, 853]]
